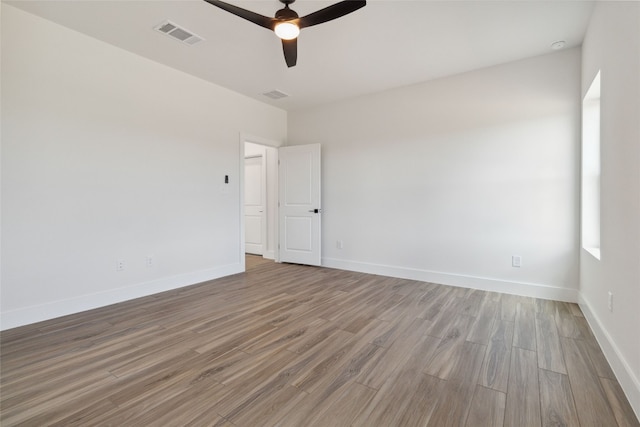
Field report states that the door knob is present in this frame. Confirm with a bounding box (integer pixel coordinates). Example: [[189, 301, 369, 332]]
[[308, 209, 322, 213]]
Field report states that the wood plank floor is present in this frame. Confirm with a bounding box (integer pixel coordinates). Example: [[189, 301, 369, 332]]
[[1, 256, 638, 426]]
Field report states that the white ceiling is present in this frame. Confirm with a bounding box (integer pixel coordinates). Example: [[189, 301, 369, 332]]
[[7, 0, 595, 111]]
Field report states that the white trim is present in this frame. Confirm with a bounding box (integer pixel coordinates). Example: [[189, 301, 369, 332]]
[[239, 136, 246, 271], [240, 133, 282, 149], [322, 257, 579, 302], [579, 293, 640, 420], [1, 263, 243, 331], [584, 246, 601, 261]]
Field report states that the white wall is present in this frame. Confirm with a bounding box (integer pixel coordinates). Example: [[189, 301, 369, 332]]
[[0, 5, 286, 329], [289, 48, 581, 301], [580, 1, 640, 416]]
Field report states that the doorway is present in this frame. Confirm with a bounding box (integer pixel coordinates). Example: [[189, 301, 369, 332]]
[[242, 139, 279, 261], [240, 137, 322, 269], [244, 154, 265, 255]]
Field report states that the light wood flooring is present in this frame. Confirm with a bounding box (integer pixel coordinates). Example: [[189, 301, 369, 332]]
[[1, 256, 638, 426]]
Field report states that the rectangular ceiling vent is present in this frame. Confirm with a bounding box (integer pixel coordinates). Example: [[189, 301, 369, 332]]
[[263, 90, 289, 100], [154, 20, 204, 46]]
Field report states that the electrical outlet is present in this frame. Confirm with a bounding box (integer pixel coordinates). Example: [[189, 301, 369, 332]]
[[146, 255, 154, 268], [512, 255, 522, 268], [608, 291, 613, 312], [116, 260, 125, 272], [337, 240, 343, 249]]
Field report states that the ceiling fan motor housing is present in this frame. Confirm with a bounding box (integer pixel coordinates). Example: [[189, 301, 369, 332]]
[[275, 5, 299, 21]]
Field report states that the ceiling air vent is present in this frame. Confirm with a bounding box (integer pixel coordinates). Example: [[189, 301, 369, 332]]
[[263, 90, 289, 100], [154, 20, 204, 46]]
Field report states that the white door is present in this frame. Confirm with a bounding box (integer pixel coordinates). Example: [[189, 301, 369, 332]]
[[279, 144, 321, 266], [244, 155, 266, 255]]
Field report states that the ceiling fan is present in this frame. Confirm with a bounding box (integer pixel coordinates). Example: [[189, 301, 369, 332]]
[[203, 0, 366, 67]]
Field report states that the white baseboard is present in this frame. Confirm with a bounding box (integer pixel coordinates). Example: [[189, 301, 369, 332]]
[[322, 257, 579, 302], [579, 294, 640, 420], [1, 263, 243, 331]]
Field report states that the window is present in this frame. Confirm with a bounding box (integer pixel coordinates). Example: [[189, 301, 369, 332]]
[[582, 71, 601, 259]]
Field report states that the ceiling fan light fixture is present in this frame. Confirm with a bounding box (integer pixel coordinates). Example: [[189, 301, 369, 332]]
[[204, 0, 367, 66], [274, 22, 300, 40]]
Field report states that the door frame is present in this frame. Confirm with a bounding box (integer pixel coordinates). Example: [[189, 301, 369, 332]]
[[239, 133, 282, 271]]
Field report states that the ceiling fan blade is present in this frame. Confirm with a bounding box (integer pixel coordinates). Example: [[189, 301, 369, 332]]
[[282, 38, 297, 68], [299, 0, 366, 29], [203, 0, 275, 30]]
